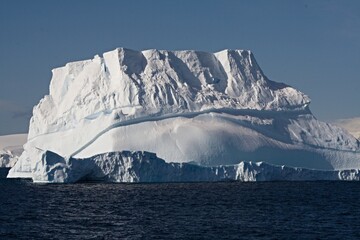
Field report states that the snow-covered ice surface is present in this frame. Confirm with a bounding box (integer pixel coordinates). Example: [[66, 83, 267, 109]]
[[0, 134, 27, 168], [8, 48, 360, 182]]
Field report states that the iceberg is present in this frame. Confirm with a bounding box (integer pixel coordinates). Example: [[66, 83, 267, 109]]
[[8, 48, 360, 182]]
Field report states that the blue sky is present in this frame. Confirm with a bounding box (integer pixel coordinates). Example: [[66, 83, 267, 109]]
[[0, 0, 359, 134]]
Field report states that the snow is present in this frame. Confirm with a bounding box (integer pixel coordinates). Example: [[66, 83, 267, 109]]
[[0, 134, 27, 168], [29, 150, 360, 183], [8, 48, 360, 181]]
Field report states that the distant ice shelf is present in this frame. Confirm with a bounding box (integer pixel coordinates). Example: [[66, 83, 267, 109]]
[[0, 134, 27, 168]]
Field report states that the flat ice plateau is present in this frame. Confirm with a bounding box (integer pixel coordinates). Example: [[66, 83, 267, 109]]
[[8, 48, 360, 182]]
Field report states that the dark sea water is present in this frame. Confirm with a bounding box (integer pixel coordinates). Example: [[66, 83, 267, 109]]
[[1, 168, 360, 239]]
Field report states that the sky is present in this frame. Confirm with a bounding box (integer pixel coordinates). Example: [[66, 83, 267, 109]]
[[0, 0, 359, 135]]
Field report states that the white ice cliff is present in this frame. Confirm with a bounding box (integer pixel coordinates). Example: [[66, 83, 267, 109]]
[[8, 48, 360, 182]]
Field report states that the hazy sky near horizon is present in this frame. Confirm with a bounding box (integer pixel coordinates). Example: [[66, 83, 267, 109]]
[[0, 0, 359, 135]]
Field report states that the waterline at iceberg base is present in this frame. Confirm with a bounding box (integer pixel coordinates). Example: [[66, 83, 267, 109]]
[[9, 150, 359, 183]]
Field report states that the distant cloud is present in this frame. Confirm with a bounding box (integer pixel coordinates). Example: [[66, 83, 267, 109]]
[[0, 100, 19, 112], [12, 110, 32, 119], [332, 117, 360, 139], [0, 100, 32, 120]]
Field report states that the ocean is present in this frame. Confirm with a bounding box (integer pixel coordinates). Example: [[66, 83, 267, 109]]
[[0, 168, 359, 239]]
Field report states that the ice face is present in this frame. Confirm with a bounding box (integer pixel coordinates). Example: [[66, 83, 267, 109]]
[[24, 150, 360, 183], [8, 48, 360, 181]]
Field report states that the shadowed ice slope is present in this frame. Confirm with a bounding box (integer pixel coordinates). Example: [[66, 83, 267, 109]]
[[8, 48, 360, 181]]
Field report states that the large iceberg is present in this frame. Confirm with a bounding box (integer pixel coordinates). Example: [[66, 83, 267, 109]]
[[8, 48, 360, 182]]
